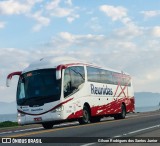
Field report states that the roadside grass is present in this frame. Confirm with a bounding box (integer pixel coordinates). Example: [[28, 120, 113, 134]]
[[0, 121, 18, 128]]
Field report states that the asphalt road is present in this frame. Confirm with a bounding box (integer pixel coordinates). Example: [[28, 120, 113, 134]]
[[1, 111, 160, 146]]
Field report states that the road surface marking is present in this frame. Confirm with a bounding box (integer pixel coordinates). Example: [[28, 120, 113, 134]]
[[81, 143, 96, 146], [113, 124, 160, 137], [81, 124, 160, 146], [128, 124, 160, 135], [0, 127, 43, 135]]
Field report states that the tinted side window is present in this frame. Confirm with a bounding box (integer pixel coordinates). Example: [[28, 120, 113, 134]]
[[63, 66, 85, 98], [123, 76, 131, 86], [87, 66, 131, 86], [112, 72, 131, 86], [100, 70, 113, 84], [87, 67, 100, 82], [112, 72, 121, 85], [87, 67, 113, 84]]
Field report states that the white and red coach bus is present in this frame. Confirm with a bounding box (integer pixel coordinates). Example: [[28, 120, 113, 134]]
[[6, 56, 135, 129]]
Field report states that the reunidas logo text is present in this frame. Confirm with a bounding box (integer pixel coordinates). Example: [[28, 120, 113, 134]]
[[90, 84, 113, 95]]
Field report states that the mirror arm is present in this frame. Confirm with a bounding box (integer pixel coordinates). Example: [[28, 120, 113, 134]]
[[6, 71, 22, 87]]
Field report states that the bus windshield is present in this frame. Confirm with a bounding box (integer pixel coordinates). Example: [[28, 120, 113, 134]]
[[17, 69, 61, 106]]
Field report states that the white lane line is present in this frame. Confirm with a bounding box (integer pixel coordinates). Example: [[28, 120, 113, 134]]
[[113, 135, 121, 138], [54, 122, 78, 127], [0, 127, 43, 135], [14, 127, 43, 133], [113, 124, 160, 137], [0, 131, 13, 135], [128, 124, 160, 135], [80, 143, 96, 146]]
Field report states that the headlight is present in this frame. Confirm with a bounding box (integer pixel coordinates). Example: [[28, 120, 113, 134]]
[[17, 112, 25, 117], [50, 106, 64, 113]]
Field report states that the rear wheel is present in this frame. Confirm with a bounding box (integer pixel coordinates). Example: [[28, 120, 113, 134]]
[[114, 104, 126, 120], [78, 106, 90, 124], [114, 115, 119, 120], [42, 122, 54, 129], [119, 104, 126, 119]]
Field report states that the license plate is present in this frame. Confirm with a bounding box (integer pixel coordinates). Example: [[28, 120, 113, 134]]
[[34, 117, 42, 122]]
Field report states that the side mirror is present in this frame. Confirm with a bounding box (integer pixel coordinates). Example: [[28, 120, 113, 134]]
[[6, 78, 11, 87], [56, 70, 61, 80], [56, 65, 66, 80], [6, 71, 22, 87]]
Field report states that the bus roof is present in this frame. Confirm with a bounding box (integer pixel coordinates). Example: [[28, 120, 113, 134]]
[[22, 56, 130, 75]]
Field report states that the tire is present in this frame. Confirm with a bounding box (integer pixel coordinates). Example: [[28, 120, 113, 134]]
[[119, 104, 126, 119], [42, 122, 54, 129], [114, 115, 119, 120], [78, 106, 90, 124], [114, 104, 126, 120]]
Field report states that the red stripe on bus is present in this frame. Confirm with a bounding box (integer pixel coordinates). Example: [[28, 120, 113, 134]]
[[67, 97, 135, 119], [17, 98, 73, 116]]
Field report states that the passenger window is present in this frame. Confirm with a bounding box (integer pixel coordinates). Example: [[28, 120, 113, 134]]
[[87, 67, 100, 82]]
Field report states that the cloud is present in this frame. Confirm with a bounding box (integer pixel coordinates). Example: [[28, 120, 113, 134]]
[[0, 0, 50, 31], [67, 14, 79, 23], [99, 5, 127, 21], [45, 0, 60, 10], [0, 21, 5, 28], [0, 0, 80, 31], [141, 10, 160, 18], [114, 25, 144, 39], [99, 4, 136, 29], [86, 17, 102, 32], [30, 11, 50, 31], [45, 0, 79, 23], [151, 26, 160, 37], [99, 5, 144, 40], [49, 32, 106, 50], [65, 0, 72, 6], [0, 0, 42, 15], [0, 0, 30, 15]]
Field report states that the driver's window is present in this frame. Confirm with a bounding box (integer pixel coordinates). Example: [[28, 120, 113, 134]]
[[63, 66, 85, 98], [63, 68, 71, 97], [17, 79, 25, 99]]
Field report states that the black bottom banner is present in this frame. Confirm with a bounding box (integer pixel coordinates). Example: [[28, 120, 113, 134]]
[[0, 137, 160, 144]]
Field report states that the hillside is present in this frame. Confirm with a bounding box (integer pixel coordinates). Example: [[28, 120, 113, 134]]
[[135, 92, 160, 107]]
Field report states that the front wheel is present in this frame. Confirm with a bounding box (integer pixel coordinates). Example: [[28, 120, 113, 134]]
[[42, 122, 54, 129], [78, 106, 90, 124]]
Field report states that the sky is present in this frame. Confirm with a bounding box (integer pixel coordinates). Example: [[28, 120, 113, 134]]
[[0, 0, 160, 103]]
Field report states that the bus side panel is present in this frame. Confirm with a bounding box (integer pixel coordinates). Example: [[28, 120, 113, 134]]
[[65, 82, 135, 120], [125, 97, 135, 113]]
